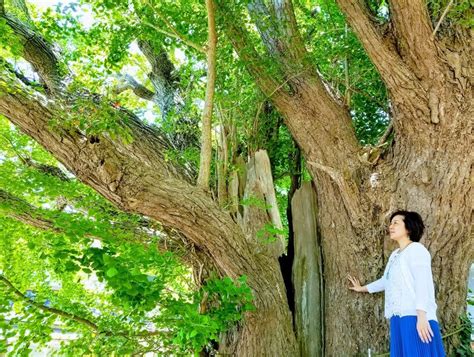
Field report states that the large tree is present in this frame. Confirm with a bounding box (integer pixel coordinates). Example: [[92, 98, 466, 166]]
[[0, 0, 472, 355]]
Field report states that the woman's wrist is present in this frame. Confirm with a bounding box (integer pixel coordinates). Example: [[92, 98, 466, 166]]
[[416, 309, 427, 319]]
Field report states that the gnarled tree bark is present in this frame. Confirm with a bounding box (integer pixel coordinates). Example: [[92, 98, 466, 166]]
[[217, 0, 473, 354]]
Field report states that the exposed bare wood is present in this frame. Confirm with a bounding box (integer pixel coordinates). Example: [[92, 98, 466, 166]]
[[113, 74, 155, 101], [216, 124, 228, 206], [240, 150, 285, 257], [292, 182, 323, 357]]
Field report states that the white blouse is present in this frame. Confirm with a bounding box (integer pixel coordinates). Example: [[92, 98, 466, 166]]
[[366, 242, 438, 321]]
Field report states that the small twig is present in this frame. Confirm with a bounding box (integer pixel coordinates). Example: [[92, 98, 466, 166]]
[[376, 122, 393, 146], [142, 0, 205, 54], [432, 0, 454, 38], [266, 70, 308, 99], [0, 274, 170, 339], [441, 326, 465, 339], [0, 275, 99, 331], [0, 133, 28, 163]]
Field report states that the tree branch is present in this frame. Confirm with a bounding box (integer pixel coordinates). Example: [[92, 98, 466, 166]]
[[335, 0, 419, 92], [217, 1, 365, 222], [270, 0, 307, 64], [1, 12, 64, 94], [113, 74, 156, 101], [137, 39, 177, 119], [247, 0, 307, 74], [0, 274, 99, 331], [388, 0, 441, 79], [0, 67, 257, 282], [432, 0, 454, 37], [0, 274, 171, 338], [214, 1, 284, 97], [0, 188, 205, 266], [0, 189, 62, 231], [197, 0, 217, 189], [141, 0, 205, 54]]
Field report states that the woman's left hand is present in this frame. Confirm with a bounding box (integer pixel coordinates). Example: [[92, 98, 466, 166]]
[[416, 311, 434, 343]]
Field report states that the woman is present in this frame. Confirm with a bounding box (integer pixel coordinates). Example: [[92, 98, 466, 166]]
[[348, 210, 445, 356]]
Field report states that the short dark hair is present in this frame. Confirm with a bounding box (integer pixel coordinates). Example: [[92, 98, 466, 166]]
[[390, 210, 425, 242]]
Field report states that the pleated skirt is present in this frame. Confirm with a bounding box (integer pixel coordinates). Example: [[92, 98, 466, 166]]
[[390, 316, 446, 357]]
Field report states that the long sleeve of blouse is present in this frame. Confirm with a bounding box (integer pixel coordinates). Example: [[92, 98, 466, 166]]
[[405, 243, 432, 313], [366, 277, 385, 293]]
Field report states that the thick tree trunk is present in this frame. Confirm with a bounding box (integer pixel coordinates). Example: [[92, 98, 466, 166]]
[[282, 83, 472, 355], [2, 1, 472, 355], [217, 1, 472, 353]]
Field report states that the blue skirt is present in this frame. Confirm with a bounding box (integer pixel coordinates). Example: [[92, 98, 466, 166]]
[[390, 316, 445, 356]]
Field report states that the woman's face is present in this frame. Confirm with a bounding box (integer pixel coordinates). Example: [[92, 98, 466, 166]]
[[389, 215, 409, 241]]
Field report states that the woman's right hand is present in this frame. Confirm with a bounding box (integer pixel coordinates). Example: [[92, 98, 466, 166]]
[[347, 275, 368, 293]]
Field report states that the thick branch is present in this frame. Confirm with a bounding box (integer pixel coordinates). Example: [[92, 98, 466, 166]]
[[137, 39, 177, 119], [0, 68, 259, 282], [215, 1, 283, 97], [1, 12, 64, 94], [388, 0, 441, 79], [272, 0, 305, 51], [197, 0, 217, 189], [0, 189, 61, 231], [218, 1, 365, 222], [247, 0, 309, 80], [335, 0, 419, 92]]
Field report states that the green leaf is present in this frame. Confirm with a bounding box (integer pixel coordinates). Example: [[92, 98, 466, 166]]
[[106, 267, 119, 277]]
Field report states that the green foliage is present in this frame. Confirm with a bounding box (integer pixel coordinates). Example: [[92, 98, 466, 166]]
[[0, 115, 253, 354], [256, 223, 286, 244], [295, 0, 389, 145], [50, 91, 134, 142], [3, 0, 470, 354], [455, 289, 474, 356], [240, 195, 271, 210], [454, 313, 473, 356], [0, 19, 23, 58], [427, 0, 474, 29]]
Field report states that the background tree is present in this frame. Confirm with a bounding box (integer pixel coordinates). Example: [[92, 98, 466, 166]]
[[0, 0, 472, 355]]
